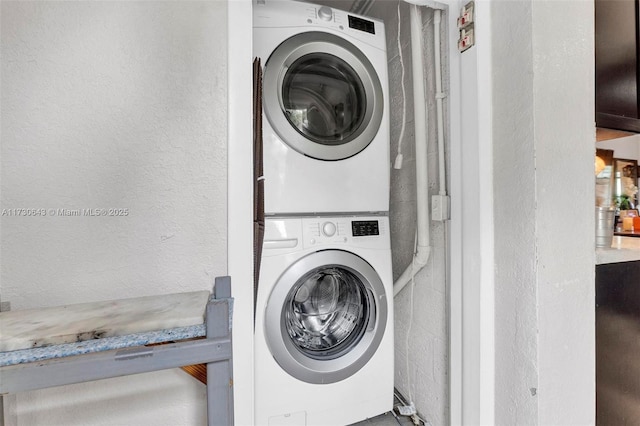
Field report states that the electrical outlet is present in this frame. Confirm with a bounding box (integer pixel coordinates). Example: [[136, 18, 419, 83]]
[[458, 1, 474, 29], [458, 1, 475, 53], [458, 24, 474, 52]]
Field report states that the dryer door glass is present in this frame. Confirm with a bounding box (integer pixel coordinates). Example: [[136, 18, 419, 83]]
[[282, 53, 366, 146], [284, 266, 368, 359]]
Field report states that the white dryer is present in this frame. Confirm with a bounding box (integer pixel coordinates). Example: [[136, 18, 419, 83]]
[[255, 215, 394, 425], [254, 0, 390, 215]]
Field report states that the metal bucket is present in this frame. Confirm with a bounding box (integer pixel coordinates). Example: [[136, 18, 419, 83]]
[[596, 207, 615, 248]]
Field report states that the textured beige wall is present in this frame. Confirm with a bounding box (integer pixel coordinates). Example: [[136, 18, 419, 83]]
[[369, 2, 450, 424], [1, 1, 228, 424]]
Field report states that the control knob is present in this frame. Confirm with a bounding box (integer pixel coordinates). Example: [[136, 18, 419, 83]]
[[317, 6, 333, 21], [322, 221, 337, 237]]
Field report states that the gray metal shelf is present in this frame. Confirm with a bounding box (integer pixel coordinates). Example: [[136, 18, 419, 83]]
[[0, 276, 234, 426]]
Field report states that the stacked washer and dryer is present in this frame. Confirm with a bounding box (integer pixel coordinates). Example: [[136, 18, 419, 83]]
[[253, 1, 393, 424]]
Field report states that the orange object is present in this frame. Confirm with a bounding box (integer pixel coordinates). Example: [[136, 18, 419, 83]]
[[634, 216, 640, 232], [622, 217, 634, 231]]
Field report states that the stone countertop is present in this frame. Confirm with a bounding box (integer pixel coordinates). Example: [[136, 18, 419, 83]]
[[596, 236, 640, 265], [0, 324, 206, 367], [0, 290, 210, 352], [614, 228, 640, 238]]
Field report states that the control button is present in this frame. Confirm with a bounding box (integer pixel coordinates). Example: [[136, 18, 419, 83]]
[[322, 221, 337, 237], [318, 6, 333, 21], [310, 238, 316, 245]]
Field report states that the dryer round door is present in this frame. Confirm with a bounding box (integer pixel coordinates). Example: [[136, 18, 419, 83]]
[[263, 31, 384, 161], [264, 249, 388, 384]]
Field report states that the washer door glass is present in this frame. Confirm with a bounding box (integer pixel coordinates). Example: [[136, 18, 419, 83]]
[[282, 53, 366, 146], [264, 250, 387, 384], [285, 266, 368, 359], [263, 32, 384, 161]]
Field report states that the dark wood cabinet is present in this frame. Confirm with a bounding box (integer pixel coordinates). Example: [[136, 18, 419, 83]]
[[595, 0, 640, 132], [596, 261, 640, 425]]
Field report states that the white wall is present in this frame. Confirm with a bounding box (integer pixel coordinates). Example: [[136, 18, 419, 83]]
[[226, 1, 255, 424], [1, 1, 228, 424], [533, 3, 595, 423], [491, 1, 537, 422], [458, 1, 496, 422], [368, 2, 450, 424], [491, 0, 595, 424]]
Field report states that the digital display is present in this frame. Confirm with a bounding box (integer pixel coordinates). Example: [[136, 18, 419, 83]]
[[348, 15, 375, 34], [352, 220, 379, 236]]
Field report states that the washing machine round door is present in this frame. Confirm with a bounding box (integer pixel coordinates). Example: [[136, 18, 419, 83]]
[[263, 32, 384, 161], [264, 249, 388, 384]]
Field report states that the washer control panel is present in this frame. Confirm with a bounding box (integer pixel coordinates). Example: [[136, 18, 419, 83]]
[[302, 216, 388, 249], [348, 15, 376, 34], [351, 220, 379, 237]]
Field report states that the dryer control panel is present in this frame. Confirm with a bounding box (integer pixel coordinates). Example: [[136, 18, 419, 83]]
[[253, 0, 386, 48]]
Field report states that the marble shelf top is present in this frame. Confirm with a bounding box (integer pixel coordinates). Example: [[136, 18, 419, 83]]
[[596, 236, 640, 265], [0, 324, 206, 367], [0, 291, 210, 353]]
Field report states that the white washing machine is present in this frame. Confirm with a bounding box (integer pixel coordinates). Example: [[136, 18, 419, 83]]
[[255, 215, 394, 425], [254, 0, 390, 215]]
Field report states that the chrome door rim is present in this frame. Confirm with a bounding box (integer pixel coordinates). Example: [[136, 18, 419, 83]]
[[263, 32, 384, 161], [264, 249, 387, 384]]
